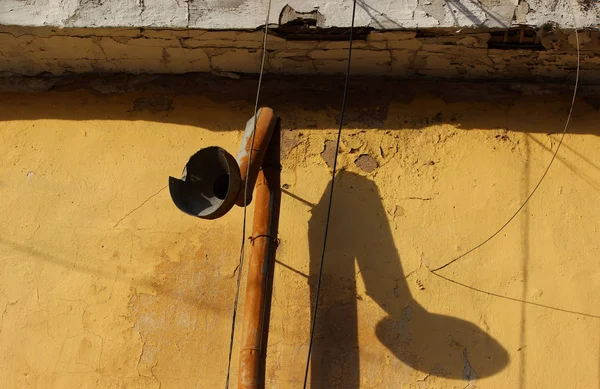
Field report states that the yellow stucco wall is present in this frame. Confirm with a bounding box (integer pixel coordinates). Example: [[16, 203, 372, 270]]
[[0, 87, 598, 389]]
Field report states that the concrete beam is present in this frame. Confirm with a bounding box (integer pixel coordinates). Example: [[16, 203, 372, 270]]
[[0, 0, 598, 30], [0, 26, 597, 82]]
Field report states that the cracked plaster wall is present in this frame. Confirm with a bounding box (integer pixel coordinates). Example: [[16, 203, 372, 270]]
[[1, 26, 599, 81], [0, 82, 599, 388], [0, 0, 598, 29]]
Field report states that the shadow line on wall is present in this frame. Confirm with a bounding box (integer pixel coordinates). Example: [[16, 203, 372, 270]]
[[0, 76, 597, 135]]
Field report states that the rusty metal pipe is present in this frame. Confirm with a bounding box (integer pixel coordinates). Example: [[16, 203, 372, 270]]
[[238, 120, 281, 389], [236, 107, 277, 207], [168, 107, 281, 387]]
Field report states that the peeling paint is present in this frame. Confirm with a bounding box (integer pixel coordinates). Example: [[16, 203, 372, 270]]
[[462, 348, 479, 388], [354, 153, 379, 173]]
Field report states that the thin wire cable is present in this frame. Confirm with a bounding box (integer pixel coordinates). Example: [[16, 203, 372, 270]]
[[302, 1, 358, 388], [223, 2, 272, 388], [430, 4, 581, 273]]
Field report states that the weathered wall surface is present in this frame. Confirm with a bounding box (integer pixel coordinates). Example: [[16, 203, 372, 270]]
[[0, 0, 598, 29], [1, 26, 599, 82], [0, 79, 598, 388]]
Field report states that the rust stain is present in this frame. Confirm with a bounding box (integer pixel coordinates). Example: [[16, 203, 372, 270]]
[[128, 226, 238, 383]]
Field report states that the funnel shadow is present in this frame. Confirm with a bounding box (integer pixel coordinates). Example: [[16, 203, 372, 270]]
[[308, 171, 509, 388]]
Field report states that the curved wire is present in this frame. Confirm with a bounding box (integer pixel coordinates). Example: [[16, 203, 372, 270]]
[[223, 2, 272, 388], [430, 4, 581, 273], [302, 1, 358, 388]]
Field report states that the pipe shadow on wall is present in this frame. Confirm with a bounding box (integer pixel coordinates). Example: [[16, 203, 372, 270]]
[[307, 170, 509, 388]]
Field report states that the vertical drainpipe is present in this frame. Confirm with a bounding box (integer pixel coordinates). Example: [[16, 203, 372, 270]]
[[237, 111, 281, 389]]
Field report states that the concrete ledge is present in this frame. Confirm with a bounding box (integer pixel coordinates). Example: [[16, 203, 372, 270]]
[[0, 26, 598, 82]]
